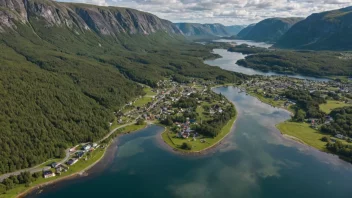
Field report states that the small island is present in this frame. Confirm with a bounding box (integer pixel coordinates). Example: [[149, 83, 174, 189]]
[[160, 85, 237, 152]]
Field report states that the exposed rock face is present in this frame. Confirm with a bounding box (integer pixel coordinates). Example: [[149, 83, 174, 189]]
[[0, 0, 181, 36], [274, 6, 352, 50], [175, 23, 229, 37], [237, 18, 304, 42]]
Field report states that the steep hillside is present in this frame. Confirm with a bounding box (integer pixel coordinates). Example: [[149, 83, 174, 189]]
[[224, 25, 246, 35], [0, 0, 182, 36], [175, 23, 229, 37], [237, 23, 255, 38], [274, 6, 352, 50], [0, 0, 243, 174], [238, 18, 304, 42]]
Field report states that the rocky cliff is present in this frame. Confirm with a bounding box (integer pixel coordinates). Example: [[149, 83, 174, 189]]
[[274, 6, 352, 50], [0, 0, 181, 36], [237, 18, 304, 42]]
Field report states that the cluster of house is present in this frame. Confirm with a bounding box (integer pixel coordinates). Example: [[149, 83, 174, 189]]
[[175, 118, 198, 139], [43, 143, 99, 179]]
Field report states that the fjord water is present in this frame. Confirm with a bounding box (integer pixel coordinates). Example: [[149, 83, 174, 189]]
[[205, 39, 328, 81], [28, 87, 352, 198]]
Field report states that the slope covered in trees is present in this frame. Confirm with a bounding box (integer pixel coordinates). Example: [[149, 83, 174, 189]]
[[0, 0, 244, 175], [274, 6, 352, 50]]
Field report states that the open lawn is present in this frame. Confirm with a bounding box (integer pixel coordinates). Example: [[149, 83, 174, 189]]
[[161, 115, 237, 152], [277, 122, 328, 151], [319, 100, 352, 114], [248, 91, 294, 113], [134, 97, 153, 108]]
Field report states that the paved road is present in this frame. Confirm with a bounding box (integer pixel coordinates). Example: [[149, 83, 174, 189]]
[[0, 86, 174, 182], [0, 149, 70, 182]]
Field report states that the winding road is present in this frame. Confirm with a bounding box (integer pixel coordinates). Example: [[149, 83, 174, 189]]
[[0, 86, 175, 182]]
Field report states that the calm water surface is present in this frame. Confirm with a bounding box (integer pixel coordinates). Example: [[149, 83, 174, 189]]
[[205, 39, 329, 81], [28, 87, 352, 198]]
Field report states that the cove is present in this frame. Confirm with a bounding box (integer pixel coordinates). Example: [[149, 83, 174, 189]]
[[27, 87, 352, 198], [205, 39, 329, 82]]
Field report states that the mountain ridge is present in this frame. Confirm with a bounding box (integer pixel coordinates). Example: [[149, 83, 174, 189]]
[[0, 0, 182, 36], [237, 17, 304, 42], [274, 6, 352, 50]]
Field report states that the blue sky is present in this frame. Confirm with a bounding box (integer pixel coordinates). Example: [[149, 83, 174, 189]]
[[57, 0, 351, 25]]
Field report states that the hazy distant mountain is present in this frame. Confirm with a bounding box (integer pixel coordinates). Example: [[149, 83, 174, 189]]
[[237, 18, 304, 42], [224, 25, 247, 35], [237, 24, 255, 38], [175, 23, 230, 37], [274, 6, 352, 50]]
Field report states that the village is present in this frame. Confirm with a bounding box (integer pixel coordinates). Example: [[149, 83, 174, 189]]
[[42, 142, 102, 179]]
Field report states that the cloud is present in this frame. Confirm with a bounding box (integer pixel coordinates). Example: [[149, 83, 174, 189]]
[[57, 0, 352, 25]]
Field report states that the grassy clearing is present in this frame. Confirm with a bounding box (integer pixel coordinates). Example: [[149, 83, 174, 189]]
[[143, 87, 156, 97], [248, 91, 294, 113], [1, 148, 105, 198], [277, 122, 328, 151], [120, 124, 147, 134], [319, 100, 352, 114], [161, 115, 237, 152], [134, 97, 153, 108]]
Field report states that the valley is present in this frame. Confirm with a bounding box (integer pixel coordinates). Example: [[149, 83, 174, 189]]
[[0, 0, 352, 198]]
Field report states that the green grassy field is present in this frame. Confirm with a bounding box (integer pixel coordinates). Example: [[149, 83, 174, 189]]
[[248, 91, 294, 113], [277, 122, 328, 151], [319, 100, 352, 114], [161, 115, 237, 152], [134, 97, 153, 107]]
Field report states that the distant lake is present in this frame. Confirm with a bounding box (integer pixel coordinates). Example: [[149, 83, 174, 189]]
[[27, 87, 352, 198], [205, 39, 329, 82]]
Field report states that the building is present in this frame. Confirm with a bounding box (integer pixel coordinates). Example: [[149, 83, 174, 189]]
[[43, 170, 56, 179], [51, 162, 59, 168], [66, 158, 79, 166], [82, 144, 91, 151]]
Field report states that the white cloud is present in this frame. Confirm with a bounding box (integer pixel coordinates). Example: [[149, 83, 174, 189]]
[[57, 0, 352, 25]]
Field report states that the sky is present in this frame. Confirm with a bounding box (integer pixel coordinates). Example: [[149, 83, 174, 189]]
[[58, 0, 352, 25]]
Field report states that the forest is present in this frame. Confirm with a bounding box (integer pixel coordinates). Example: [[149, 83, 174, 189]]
[[321, 107, 352, 138], [283, 89, 326, 121], [235, 48, 352, 77], [0, 21, 243, 175]]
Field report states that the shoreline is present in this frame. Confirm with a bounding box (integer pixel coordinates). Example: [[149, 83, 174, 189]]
[[15, 124, 149, 198], [159, 115, 237, 155], [159, 85, 238, 155]]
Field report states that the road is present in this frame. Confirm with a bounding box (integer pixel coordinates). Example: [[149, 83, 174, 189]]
[[0, 87, 175, 182], [0, 149, 70, 182]]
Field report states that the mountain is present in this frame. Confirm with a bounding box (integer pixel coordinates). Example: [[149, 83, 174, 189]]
[[175, 23, 230, 37], [237, 18, 304, 42], [175, 23, 246, 38], [237, 23, 255, 38], [0, 0, 182, 36], [274, 6, 352, 50], [224, 25, 247, 35], [0, 0, 242, 175]]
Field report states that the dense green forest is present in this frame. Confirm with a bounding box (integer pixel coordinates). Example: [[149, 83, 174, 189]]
[[283, 89, 326, 121], [235, 48, 352, 77], [321, 107, 352, 138], [0, 20, 243, 175]]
